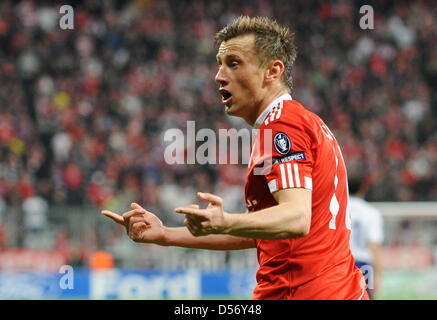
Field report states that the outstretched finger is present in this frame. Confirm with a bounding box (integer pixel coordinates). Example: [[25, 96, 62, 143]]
[[175, 206, 207, 218], [101, 210, 124, 225]]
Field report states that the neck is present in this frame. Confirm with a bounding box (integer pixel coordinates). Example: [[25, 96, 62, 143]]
[[247, 87, 290, 127]]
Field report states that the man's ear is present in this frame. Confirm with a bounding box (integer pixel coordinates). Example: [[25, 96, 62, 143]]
[[264, 60, 285, 84]]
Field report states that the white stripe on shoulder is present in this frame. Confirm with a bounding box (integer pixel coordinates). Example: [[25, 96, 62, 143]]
[[279, 164, 288, 189], [286, 163, 294, 188], [304, 177, 313, 190], [293, 163, 300, 188]]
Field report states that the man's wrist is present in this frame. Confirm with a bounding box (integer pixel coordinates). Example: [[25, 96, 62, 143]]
[[155, 226, 171, 246], [222, 212, 235, 235]]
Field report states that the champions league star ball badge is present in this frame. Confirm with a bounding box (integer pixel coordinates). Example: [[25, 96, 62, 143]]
[[274, 132, 291, 155]]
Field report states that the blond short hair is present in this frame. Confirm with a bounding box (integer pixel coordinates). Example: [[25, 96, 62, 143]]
[[215, 16, 298, 90]]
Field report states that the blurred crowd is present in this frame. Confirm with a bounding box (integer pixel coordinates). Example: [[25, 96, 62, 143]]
[[0, 0, 436, 251]]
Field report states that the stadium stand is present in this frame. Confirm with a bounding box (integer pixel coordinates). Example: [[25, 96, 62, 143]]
[[0, 0, 436, 271]]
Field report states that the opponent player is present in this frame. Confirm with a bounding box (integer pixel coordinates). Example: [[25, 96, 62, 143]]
[[349, 178, 384, 299], [102, 16, 368, 300]]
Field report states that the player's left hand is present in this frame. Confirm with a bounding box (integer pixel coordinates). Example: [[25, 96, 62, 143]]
[[101, 203, 166, 244], [175, 192, 229, 236]]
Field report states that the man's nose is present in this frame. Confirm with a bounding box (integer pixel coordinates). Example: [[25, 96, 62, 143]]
[[215, 67, 228, 86]]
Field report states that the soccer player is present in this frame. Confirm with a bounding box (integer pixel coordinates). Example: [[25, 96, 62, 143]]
[[102, 16, 368, 300], [348, 178, 384, 299]]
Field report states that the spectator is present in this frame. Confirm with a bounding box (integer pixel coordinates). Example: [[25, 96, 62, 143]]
[[22, 194, 48, 233]]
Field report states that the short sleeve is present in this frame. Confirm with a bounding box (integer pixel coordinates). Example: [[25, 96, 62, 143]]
[[256, 118, 315, 194]]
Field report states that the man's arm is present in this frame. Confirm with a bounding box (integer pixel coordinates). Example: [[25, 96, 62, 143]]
[[101, 203, 256, 250], [367, 207, 384, 295], [369, 242, 382, 294], [176, 189, 312, 240], [161, 227, 256, 250]]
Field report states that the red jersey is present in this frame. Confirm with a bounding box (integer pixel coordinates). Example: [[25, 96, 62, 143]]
[[246, 94, 367, 300]]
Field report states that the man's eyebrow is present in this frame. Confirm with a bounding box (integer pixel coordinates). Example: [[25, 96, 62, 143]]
[[216, 53, 241, 64], [226, 54, 241, 60]]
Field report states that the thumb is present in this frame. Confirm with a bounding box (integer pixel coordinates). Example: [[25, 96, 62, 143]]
[[197, 192, 223, 206], [131, 202, 146, 213], [131, 202, 161, 222]]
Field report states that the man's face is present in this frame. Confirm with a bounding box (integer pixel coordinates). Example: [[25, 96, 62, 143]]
[[215, 34, 266, 122]]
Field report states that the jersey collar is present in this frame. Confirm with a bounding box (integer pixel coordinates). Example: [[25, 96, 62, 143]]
[[253, 93, 292, 128]]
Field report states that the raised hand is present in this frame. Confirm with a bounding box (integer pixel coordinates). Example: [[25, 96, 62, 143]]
[[175, 192, 229, 236], [101, 203, 166, 244]]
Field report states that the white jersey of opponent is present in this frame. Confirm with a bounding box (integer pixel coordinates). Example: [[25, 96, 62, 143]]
[[349, 196, 384, 263]]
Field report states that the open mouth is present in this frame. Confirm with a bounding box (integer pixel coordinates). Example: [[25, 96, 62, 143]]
[[219, 89, 233, 104]]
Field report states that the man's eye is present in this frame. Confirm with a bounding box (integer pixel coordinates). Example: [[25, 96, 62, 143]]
[[230, 61, 239, 67]]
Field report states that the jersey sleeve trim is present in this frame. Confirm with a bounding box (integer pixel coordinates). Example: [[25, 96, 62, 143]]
[[267, 163, 313, 193]]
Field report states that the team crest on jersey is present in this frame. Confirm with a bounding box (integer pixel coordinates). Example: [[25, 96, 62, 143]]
[[273, 132, 291, 155]]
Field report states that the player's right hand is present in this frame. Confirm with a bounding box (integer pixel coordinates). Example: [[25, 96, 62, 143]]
[[101, 203, 166, 244]]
